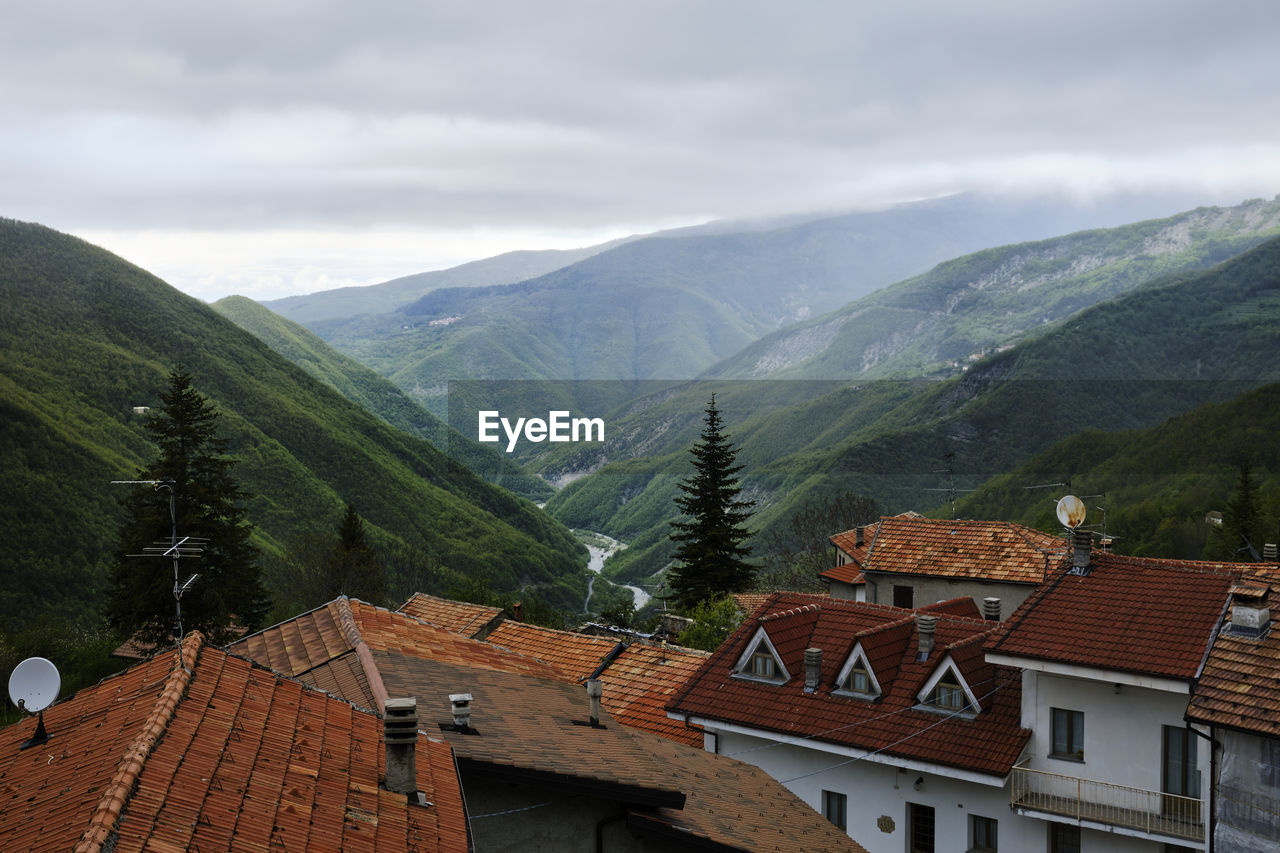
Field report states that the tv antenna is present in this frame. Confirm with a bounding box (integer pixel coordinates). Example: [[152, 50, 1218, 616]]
[[8, 656, 60, 750], [924, 452, 975, 515], [112, 479, 205, 641]]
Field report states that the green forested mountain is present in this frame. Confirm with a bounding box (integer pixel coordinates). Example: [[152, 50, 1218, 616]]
[[953, 381, 1280, 559], [260, 241, 630, 324], [300, 193, 1182, 412], [703, 196, 1280, 380], [0, 218, 588, 632], [212, 295, 553, 502], [542, 234, 1280, 587]]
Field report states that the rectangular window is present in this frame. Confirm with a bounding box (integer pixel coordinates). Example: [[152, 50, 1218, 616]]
[[821, 790, 847, 831], [908, 803, 935, 853], [894, 584, 915, 609], [969, 815, 997, 851], [1162, 725, 1200, 798], [1051, 707, 1084, 760], [1048, 823, 1079, 853], [750, 651, 775, 678]]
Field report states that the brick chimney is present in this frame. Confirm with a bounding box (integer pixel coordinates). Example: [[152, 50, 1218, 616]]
[[384, 697, 419, 795], [982, 597, 1001, 622], [1229, 584, 1271, 639], [916, 614, 937, 660], [855, 526, 864, 547], [803, 648, 822, 693]]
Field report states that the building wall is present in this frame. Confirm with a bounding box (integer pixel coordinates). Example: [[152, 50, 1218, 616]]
[[863, 573, 1034, 618], [713, 729, 1043, 853], [1022, 672, 1206, 794]]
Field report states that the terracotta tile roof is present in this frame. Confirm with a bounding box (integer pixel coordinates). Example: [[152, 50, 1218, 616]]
[[731, 592, 777, 615], [229, 596, 559, 712], [987, 551, 1242, 680], [378, 652, 867, 852], [398, 592, 505, 637], [819, 563, 866, 585], [668, 592, 1030, 778], [485, 620, 620, 677], [862, 515, 1067, 584], [1187, 565, 1280, 735], [485, 620, 710, 746], [0, 634, 467, 853]]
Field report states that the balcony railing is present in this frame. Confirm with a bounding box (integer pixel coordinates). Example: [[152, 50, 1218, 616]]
[[1011, 765, 1203, 842]]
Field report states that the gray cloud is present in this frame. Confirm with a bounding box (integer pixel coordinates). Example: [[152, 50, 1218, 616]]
[[3, 1, 1279, 297]]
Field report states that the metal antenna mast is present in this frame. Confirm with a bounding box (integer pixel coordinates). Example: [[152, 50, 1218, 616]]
[[112, 479, 205, 642]]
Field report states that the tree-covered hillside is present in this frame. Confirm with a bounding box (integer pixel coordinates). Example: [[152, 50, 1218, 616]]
[[544, 234, 1280, 586], [954, 381, 1280, 559], [213, 295, 554, 502], [0, 218, 588, 632], [302, 193, 1179, 413], [704, 196, 1280, 380]]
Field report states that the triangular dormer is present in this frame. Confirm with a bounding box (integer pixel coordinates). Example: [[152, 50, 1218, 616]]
[[915, 656, 981, 717], [832, 641, 881, 700], [732, 626, 790, 683]]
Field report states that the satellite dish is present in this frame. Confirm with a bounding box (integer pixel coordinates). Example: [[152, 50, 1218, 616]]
[[8, 656, 59, 713], [1056, 495, 1087, 529], [8, 657, 59, 750]]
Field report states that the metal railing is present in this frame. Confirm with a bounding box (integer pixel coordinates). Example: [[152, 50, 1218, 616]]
[[1011, 765, 1203, 842]]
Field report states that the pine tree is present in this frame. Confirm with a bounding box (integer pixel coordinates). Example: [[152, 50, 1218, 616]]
[[107, 370, 267, 644], [327, 503, 387, 604], [668, 395, 756, 610]]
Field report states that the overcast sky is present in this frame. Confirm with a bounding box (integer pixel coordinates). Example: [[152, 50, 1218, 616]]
[[5, 1, 1279, 302]]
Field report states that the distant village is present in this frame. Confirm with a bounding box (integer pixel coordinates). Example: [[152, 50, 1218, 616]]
[[3, 510, 1277, 852]]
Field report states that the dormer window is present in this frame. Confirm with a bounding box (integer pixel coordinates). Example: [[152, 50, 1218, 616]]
[[915, 658, 979, 717], [927, 671, 966, 711], [732, 627, 789, 684], [833, 642, 881, 700]]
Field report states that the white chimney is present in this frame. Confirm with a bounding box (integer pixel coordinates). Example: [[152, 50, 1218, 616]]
[[449, 692, 473, 729], [384, 697, 419, 795], [803, 648, 822, 693], [1229, 584, 1271, 639], [916, 614, 937, 660], [585, 678, 603, 726]]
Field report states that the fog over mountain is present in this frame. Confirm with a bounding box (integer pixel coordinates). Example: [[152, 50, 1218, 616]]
[[3, 2, 1277, 300]]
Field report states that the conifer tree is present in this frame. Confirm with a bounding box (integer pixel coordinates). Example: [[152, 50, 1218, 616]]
[[668, 395, 755, 610], [327, 503, 387, 604], [107, 370, 267, 644]]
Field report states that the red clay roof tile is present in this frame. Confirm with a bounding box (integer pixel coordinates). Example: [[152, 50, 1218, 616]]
[[0, 634, 467, 853], [986, 551, 1242, 680], [668, 592, 1028, 778], [863, 516, 1066, 584]]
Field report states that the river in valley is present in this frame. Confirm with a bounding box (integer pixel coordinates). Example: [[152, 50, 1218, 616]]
[[580, 531, 651, 613]]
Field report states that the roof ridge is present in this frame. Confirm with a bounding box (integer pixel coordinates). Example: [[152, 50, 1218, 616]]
[[334, 597, 391, 715], [74, 632, 203, 853], [759, 603, 821, 622]]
